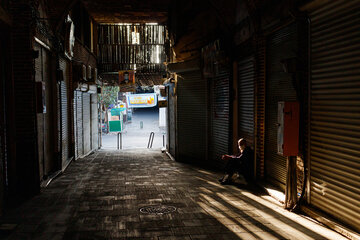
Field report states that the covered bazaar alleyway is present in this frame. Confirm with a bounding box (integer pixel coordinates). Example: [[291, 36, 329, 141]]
[[0, 149, 348, 240]]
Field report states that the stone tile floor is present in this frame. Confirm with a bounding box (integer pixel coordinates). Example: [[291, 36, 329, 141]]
[[0, 149, 349, 240]]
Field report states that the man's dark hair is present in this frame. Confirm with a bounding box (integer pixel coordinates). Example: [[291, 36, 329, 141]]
[[238, 138, 246, 146]]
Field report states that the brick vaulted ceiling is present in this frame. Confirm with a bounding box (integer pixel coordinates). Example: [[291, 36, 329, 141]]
[[82, 0, 170, 24]]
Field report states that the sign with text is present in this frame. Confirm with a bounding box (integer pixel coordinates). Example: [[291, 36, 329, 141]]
[[127, 93, 157, 108]]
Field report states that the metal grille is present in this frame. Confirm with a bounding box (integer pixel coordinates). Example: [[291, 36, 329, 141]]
[[91, 93, 99, 150], [309, 0, 360, 232], [139, 205, 176, 215], [83, 93, 91, 155], [210, 67, 230, 168], [177, 69, 207, 162], [238, 57, 255, 147], [265, 23, 298, 190], [76, 91, 83, 157]]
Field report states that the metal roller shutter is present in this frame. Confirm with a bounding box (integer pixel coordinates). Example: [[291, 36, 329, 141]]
[[168, 84, 176, 157], [177, 70, 207, 162], [83, 93, 91, 155], [73, 91, 78, 159], [210, 67, 230, 167], [309, 0, 360, 231], [238, 56, 255, 147], [60, 80, 69, 168], [91, 93, 99, 150], [265, 23, 298, 190], [76, 91, 83, 157], [59, 57, 70, 169]]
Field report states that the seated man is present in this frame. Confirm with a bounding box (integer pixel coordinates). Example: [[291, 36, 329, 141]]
[[218, 138, 254, 185]]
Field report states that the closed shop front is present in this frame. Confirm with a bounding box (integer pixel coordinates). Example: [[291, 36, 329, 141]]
[[209, 67, 230, 168], [265, 23, 298, 190], [75, 91, 83, 158], [83, 93, 91, 155], [90, 93, 99, 150], [73, 91, 78, 159], [59, 58, 71, 169], [167, 83, 176, 157], [176, 69, 207, 163], [307, 0, 360, 231], [238, 56, 255, 147]]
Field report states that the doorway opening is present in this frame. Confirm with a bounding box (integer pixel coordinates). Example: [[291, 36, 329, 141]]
[[100, 86, 167, 150]]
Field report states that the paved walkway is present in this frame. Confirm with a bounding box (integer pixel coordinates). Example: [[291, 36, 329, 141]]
[[0, 149, 348, 240], [102, 107, 165, 149]]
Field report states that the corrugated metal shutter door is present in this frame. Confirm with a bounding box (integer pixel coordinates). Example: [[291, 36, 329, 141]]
[[59, 57, 71, 169], [60, 80, 69, 167], [83, 93, 91, 155], [91, 93, 99, 150], [265, 23, 298, 190], [309, 0, 360, 231], [73, 91, 78, 159], [210, 68, 230, 167], [168, 84, 176, 157], [76, 91, 83, 157], [238, 57, 255, 146], [177, 70, 207, 162]]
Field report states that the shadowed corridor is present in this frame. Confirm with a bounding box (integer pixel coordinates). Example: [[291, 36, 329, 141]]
[[0, 149, 349, 240]]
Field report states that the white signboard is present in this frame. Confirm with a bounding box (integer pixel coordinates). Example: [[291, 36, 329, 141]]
[[127, 93, 157, 108]]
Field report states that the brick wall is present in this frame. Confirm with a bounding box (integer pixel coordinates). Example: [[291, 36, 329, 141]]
[[73, 39, 97, 69]]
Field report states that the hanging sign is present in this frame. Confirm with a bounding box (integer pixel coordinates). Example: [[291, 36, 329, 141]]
[[127, 93, 157, 108]]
